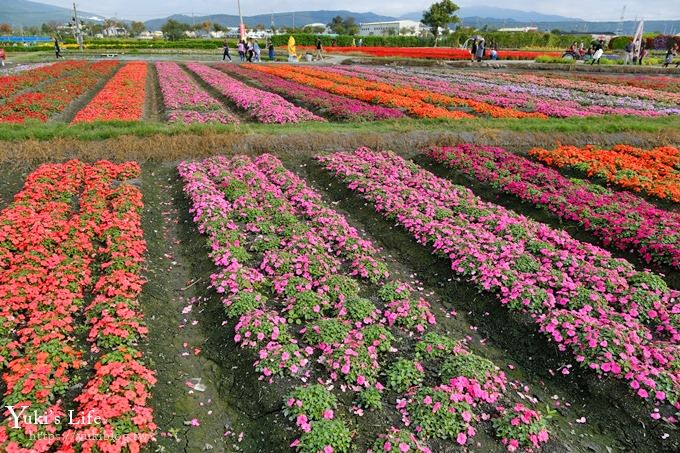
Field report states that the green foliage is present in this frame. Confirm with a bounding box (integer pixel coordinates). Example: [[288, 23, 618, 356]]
[[344, 297, 377, 322], [297, 419, 352, 453], [283, 384, 337, 420], [421, 0, 461, 40], [287, 290, 330, 324], [361, 324, 395, 353], [224, 291, 265, 318], [161, 19, 191, 41], [415, 332, 458, 360], [303, 319, 352, 345], [328, 16, 359, 36], [440, 353, 497, 382], [386, 359, 425, 393], [357, 387, 382, 410], [629, 272, 668, 292], [378, 281, 410, 302], [407, 387, 473, 440], [325, 275, 360, 302]]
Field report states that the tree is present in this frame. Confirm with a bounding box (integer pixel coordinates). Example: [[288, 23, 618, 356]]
[[327, 16, 358, 35], [161, 19, 190, 41], [130, 21, 146, 36], [400, 26, 416, 36], [421, 0, 460, 46], [0, 23, 11, 34]]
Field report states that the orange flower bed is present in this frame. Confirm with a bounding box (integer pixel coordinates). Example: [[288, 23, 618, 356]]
[[529, 144, 680, 203], [245, 64, 474, 119], [297, 46, 561, 60], [72, 62, 147, 123], [279, 65, 543, 119]]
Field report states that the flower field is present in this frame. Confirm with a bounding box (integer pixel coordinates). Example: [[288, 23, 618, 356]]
[[1, 62, 679, 124], [299, 46, 561, 60], [0, 57, 679, 453], [0, 160, 154, 452]]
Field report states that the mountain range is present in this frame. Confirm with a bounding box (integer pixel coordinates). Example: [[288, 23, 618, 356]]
[[0, 0, 103, 27], [2, 0, 680, 36]]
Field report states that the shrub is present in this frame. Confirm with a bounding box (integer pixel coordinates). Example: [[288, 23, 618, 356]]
[[386, 359, 425, 393], [440, 354, 497, 382]]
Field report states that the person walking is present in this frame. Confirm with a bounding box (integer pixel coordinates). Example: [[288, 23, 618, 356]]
[[470, 39, 477, 62], [268, 41, 275, 61], [54, 37, 62, 59], [246, 38, 254, 62], [315, 37, 323, 61], [237, 40, 246, 61], [638, 44, 647, 65], [222, 40, 232, 61], [623, 40, 634, 64], [253, 40, 261, 62], [663, 44, 677, 68], [475, 39, 485, 62], [590, 39, 604, 65]]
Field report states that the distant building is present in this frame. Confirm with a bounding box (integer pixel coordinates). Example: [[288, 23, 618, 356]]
[[497, 26, 538, 32], [103, 26, 128, 37], [359, 20, 423, 37]]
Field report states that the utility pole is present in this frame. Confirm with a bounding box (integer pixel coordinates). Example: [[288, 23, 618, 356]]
[[72, 2, 83, 51], [237, 0, 245, 39]]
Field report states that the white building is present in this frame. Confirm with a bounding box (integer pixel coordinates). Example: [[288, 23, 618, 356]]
[[359, 20, 423, 37], [103, 26, 128, 37], [497, 27, 539, 32]]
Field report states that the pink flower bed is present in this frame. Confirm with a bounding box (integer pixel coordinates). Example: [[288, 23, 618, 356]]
[[186, 63, 323, 124], [179, 154, 550, 451], [155, 62, 238, 124], [320, 148, 680, 420]]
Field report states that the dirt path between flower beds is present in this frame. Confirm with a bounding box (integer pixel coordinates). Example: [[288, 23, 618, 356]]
[[55, 62, 123, 124], [145, 62, 164, 122], [139, 163, 291, 452]]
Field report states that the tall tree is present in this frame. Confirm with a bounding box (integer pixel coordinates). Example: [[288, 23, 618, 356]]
[[421, 0, 460, 46], [130, 21, 146, 36], [161, 19, 190, 41], [0, 24, 11, 34]]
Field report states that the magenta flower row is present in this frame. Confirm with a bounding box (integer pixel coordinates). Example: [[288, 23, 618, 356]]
[[186, 63, 324, 124], [427, 145, 680, 269]]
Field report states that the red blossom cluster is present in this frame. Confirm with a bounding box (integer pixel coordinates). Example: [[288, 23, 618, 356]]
[[0, 161, 155, 452]]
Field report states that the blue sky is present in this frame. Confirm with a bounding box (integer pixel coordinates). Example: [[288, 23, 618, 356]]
[[37, 1, 679, 21]]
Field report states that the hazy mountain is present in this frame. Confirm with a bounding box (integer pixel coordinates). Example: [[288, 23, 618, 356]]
[[400, 7, 582, 22], [144, 10, 396, 31], [0, 0, 103, 27]]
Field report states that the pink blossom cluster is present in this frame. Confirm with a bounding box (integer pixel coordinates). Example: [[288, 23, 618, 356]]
[[185, 63, 323, 123], [320, 148, 680, 416], [156, 62, 238, 124], [428, 145, 680, 268]]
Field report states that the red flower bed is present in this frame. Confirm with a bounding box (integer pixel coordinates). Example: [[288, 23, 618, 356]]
[[0, 61, 87, 99], [72, 62, 148, 123], [298, 46, 561, 60], [0, 61, 118, 123], [0, 161, 155, 452]]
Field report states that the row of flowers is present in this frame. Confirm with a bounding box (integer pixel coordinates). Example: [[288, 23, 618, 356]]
[[155, 62, 238, 124], [0, 161, 155, 452], [467, 70, 680, 107], [315, 66, 546, 120], [427, 144, 680, 268], [219, 64, 404, 121], [345, 66, 675, 118], [72, 62, 147, 123], [0, 61, 118, 123], [293, 65, 543, 120], [0, 61, 85, 100], [185, 63, 323, 124], [179, 154, 549, 452], [529, 144, 680, 203], [319, 148, 680, 421], [302, 46, 561, 61], [249, 64, 473, 120]]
